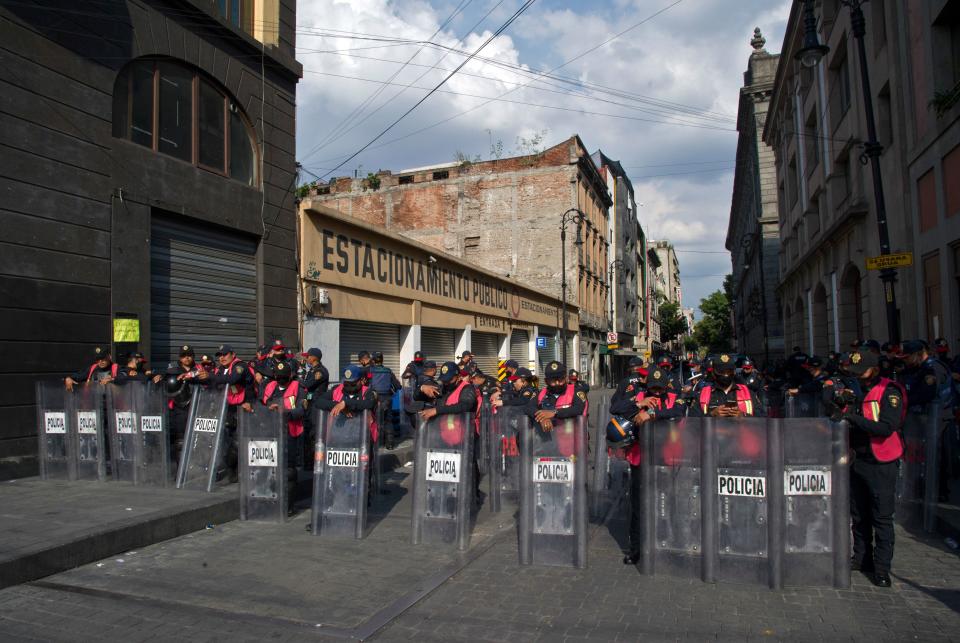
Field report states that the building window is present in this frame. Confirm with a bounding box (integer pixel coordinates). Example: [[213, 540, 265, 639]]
[[399, 175, 414, 185], [944, 144, 960, 217], [432, 170, 449, 181], [113, 58, 258, 186], [830, 52, 853, 124], [918, 169, 938, 232], [216, 0, 253, 33]]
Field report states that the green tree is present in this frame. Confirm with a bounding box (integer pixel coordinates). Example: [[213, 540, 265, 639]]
[[656, 300, 687, 346], [694, 284, 733, 354]]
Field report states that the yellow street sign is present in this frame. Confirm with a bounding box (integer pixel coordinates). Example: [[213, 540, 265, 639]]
[[866, 253, 913, 270], [607, 344, 619, 350]]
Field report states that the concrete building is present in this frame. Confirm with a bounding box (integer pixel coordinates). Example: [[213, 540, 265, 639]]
[[727, 28, 784, 366], [765, 0, 917, 354], [0, 0, 302, 477], [298, 205, 577, 380], [900, 1, 960, 344], [591, 150, 645, 380], [645, 244, 664, 351], [304, 135, 611, 381]]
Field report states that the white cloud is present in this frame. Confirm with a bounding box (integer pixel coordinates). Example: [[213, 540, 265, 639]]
[[295, 0, 791, 315]]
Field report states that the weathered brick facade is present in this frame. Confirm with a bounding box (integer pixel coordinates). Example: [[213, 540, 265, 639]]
[[307, 135, 612, 379]]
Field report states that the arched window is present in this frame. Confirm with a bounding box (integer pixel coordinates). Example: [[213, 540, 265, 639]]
[[112, 58, 258, 187]]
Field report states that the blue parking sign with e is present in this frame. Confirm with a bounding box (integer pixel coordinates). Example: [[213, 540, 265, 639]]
[[536, 336, 547, 349]]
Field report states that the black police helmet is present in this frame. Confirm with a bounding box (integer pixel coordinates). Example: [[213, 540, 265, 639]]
[[164, 374, 184, 397], [606, 415, 635, 450]]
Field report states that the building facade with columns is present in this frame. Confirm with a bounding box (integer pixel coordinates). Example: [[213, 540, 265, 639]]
[[298, 205, 578, 381], [727, 28, 784, 366], [765, 0, 917, 354]]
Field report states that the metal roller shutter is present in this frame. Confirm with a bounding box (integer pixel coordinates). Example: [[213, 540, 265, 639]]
[[338, 320, 401, 379], [471, 332, 501, 377], [510, 329, 529, 364], [420, 327, 456, 364], [150, 216, 258, 368], [535, 329, 558, 375]]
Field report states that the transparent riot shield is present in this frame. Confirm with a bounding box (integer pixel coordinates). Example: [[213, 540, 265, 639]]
[[488, 406, 526, 513], [712, 417, 770, 585], [238, 404, 287, 522], [133, 383, 170, 486], [176, 386, 228, 492], [780, 417, 849, 588], [71, 383, 107, 481], [411, 413, 474, 550], [641, 417, 704, 578], [107, 384, 140, 482], [36, 381, 71, 480], [590, 397, 630, 522], [898, 404, 940, 533], [519, 415, 587, 568], [478, 399, 491, 477], [311, 410, 371, 538], [785, 393, 821, 418]]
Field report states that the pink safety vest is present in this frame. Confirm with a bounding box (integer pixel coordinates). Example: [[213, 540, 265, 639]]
[[537, 384, 583, 456], [87, 362, 119, 381], [863, 378, 906, 463], [262, 379, 303, 438], [219, 358, 246, 405], [624, 391, 678, 466], [437, 381, 473, 446], [699, 385, 761, 457], [332, 383, 378, 443]]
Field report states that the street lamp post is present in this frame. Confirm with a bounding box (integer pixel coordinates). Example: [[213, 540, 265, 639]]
[[796, 0, 900, 343], [560, 208, 585, 368]]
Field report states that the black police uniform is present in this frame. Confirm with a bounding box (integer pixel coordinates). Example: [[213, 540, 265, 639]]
[[164, 357, 201, 463], [262, 368, 307, 513], [610, 369, 686, 563], [843, 374, 904, 584], [610, 366, 646, 408], [524, 363, 586, 420], [205, 346, 255, 480]]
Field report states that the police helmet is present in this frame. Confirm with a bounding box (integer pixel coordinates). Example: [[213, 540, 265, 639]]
[[605, 415, 635, 450], [164, 374, 184, 397]]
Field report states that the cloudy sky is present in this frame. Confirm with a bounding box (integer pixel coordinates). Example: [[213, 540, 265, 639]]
[[294, 0, 791, 317]]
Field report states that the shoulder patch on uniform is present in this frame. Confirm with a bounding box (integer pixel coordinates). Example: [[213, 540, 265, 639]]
[[577, 391, 587, 401], [888, 395, 899, 408], [925, 374, 937, 386], [235, 366, 244, 375], [314, 371, 322, 380]]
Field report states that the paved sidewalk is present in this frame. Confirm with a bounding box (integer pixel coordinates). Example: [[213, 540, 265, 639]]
[[1, 463, 957, 641], [0, 478, 238, 589]]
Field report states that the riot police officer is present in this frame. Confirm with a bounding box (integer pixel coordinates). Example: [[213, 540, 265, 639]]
[[611, 357, 647, 407], [369, 352, 402, 449], [568, 369, 589, 394], [494, 367, 536, 407], [65, 346, 117, 390], [198, 344, 253, 482], [610, 368, 686, 564], [163, 345, 201, 464], [838, 349, 905, 587], [899, 340, 951, 410], [525, 361, 586, 427], [690, 353, 759, 417], [262, 361, 307, 515]]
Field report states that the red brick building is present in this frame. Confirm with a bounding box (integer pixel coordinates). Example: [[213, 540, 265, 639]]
[[303, 135, 612, 381]]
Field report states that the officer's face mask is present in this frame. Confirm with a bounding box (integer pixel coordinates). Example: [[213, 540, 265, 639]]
[[714, 370, 734, 388], [547, 378, 566, 395]]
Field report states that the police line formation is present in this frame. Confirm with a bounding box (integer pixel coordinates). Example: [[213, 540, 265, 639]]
[[36, 337, 958, 589]]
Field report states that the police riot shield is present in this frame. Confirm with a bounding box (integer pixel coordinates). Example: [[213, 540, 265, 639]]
[[107, 384, 139, 482], [519, 415, 587, 568], [898, 403, 940, 533], [133, 383, 170, 486], [785, 393, 821, 418], [238, 404, 287, 522], [176, 385, 228, 492], [780, 417, 849, 588], [642, 417, 704, 578], [36, 381, 71, 480], [488, 406, 526, 513], [411, 413, 474, 550], [71, 383, 107, 481], [311, 410, 371, 538], [713, 417, 770, 585], [478, 399, 492, 477], [589, 397, 630, 522]]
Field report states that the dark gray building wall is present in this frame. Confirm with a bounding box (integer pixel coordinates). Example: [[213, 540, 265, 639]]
[[0, 0, 301, 477]]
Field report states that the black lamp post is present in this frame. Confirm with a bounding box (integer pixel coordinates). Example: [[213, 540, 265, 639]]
[[796, 0, 900, 343], [607, 259, 625, 332], [560, 208, 585, 368]]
